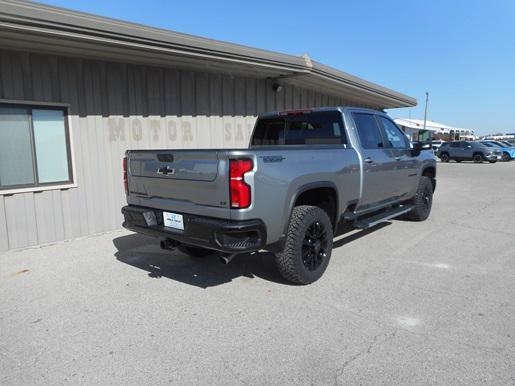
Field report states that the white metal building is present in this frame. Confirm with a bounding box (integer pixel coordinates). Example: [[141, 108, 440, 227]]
[[394, 118, 475, 141]]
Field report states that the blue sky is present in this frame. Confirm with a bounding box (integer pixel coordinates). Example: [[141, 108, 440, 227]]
[[39, 0, 515, 135]]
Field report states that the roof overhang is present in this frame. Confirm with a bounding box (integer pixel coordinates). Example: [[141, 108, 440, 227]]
[[0, 0, 417, 109]]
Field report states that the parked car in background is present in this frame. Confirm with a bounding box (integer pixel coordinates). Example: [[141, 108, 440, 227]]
[[480, 141, 515, 161], [431, 140, 444, 153], [438, 141, 500, 163], [498, 141, 515, 148]]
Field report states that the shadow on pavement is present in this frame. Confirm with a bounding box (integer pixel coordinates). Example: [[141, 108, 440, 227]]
[[333, 222, 391, 249], [113, 233, 290, 288], [113, 223, 391, 288]]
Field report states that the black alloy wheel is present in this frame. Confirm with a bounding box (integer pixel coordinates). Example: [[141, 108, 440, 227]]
[[302, 220, 329, 271], [473, 154, 483, 163]]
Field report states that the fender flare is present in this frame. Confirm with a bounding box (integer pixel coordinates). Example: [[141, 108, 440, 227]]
[[282, 181, 339, 236]]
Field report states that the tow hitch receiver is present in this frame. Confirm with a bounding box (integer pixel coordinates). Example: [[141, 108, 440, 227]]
[[160, 238, 180, 250]]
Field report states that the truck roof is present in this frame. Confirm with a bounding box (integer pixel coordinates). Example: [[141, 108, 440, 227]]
[[258, 106, 385, 119]]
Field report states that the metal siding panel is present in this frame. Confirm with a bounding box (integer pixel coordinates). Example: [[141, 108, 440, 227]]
[[34, 191, 57, 244], [222, 75, 234, 116], [0, 196, 8, 252], [57, 57, 83, 113], [196, 116, 210, 148], [23, 193, 38, 246], [327, 94, 335, 106], [256, 79, 266, 113], [58, 59, 85, 238], [85, 115, 105, 233], [103, 114, 126, 229], [31, 53, 54, 100], [284, 84, 293, 110], [0, 50, 4, 98], [212, 117, 224, 147], [19, 52, 33, 100], [60, 188, 76, 240], [292, 85, 301, 109], [276, 84, 285, 111], [195, 72, 209, 115], [106, 62, 125, 116], [234, 77, 245, 115], [75, 116, 93, 235], [1, 51, 25, 99], [300, 88, 309, 108], [222, 116, 234, 147], [127, 64, 147, 116], [3, 194, 38, 249], [180, 70, 195, 116], [51, 189, 65, 241], [265, 78, 275, 112], [82, 61, 102, 114], [164, 68, 180, 115], [314, 91, 322, 107], [208, 73, 222, 116], [245, 78, 256, 116], [147, 66, 164, 116], [307, 89, 315, 108], [320, 93, 328, 107], [4, 195, 26, 249], [95, 115, 116, 232]]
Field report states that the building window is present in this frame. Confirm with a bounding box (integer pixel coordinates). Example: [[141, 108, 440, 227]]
[[0, 104, 73, 190]]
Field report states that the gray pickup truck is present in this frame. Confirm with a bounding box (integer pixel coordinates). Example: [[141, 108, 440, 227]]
[[122, 107, 436, 284]]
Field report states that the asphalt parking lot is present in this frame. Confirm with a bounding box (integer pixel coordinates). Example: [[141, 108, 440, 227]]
[[1, 161, 514, 385]]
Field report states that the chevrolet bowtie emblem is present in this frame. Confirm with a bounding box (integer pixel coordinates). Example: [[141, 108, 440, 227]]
[[157, 166, 176, 175]]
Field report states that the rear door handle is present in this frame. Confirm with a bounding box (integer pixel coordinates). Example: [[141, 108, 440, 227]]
[[395, 156, 401, 161], [364, 157, 373, 163]]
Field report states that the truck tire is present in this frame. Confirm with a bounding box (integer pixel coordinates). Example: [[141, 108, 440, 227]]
[[406, 176, 433, 221], [275, 205, 333, 285], [178, 244, 213, 257]]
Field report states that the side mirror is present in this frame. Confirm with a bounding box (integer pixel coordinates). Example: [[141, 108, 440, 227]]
[[410, 141, 431, 157]]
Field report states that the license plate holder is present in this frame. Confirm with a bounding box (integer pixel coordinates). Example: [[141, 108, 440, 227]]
[[163, 211, 184, 230]]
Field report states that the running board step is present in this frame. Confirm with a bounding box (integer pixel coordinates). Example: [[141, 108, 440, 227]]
[[353, 205, 414, 229]]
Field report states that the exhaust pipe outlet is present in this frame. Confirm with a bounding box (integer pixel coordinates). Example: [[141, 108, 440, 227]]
[[219, 253, 237, 265], [160, 238, 180, 250]]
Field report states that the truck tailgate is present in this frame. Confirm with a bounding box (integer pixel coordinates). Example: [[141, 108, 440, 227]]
[[126, 150, 230, 218]]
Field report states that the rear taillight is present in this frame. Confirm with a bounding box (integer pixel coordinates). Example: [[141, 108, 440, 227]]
[[229, 159, 253, 209], [123, 156, 128, 195]]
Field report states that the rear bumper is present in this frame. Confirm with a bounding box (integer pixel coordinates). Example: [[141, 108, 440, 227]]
[[121, 205, 266, 253]]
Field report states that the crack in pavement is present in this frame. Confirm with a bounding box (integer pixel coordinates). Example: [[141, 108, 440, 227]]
[[334, 330, 397, 385]]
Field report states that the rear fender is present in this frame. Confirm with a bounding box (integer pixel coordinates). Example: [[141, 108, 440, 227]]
[[283, 181, 339, 236]]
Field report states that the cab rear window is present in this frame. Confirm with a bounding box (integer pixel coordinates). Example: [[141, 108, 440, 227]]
[[251, 111, 346, 146]]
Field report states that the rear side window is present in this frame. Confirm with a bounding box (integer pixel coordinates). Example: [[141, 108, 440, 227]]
[[450, 142, 460, 148], [352, 113, 384, 149], [251, 111, 346, 146]]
